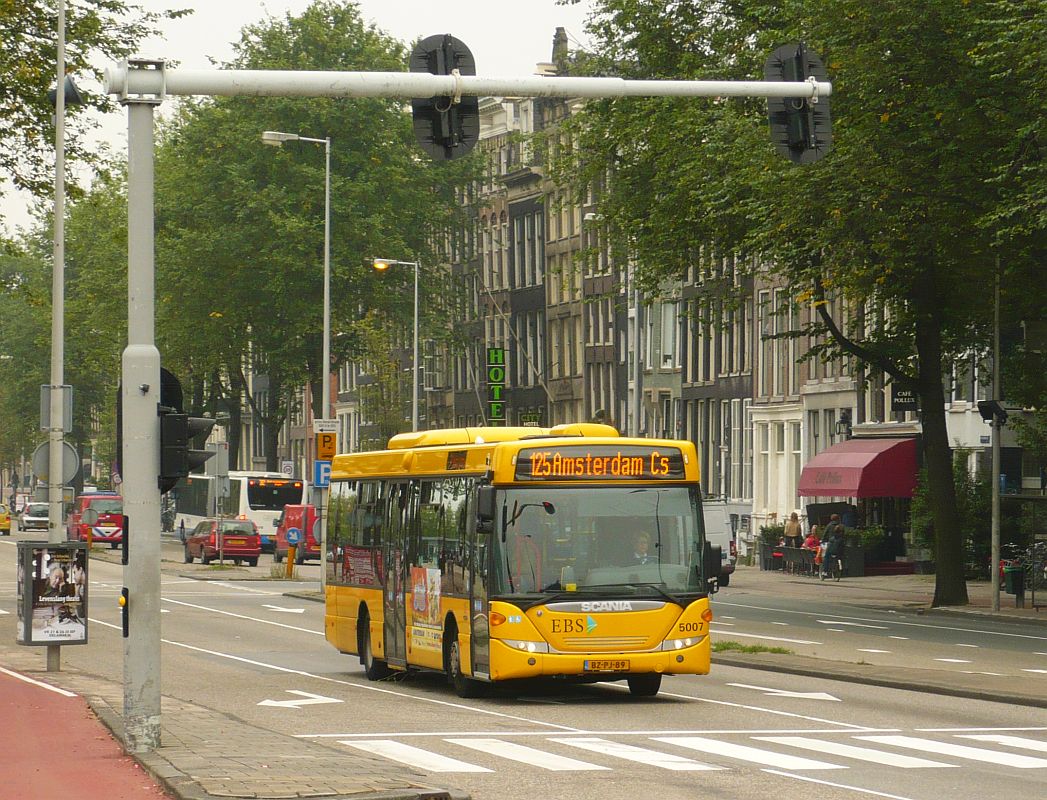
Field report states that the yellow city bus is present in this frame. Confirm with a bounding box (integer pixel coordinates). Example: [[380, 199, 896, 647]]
[[324, 423, 721, 698]]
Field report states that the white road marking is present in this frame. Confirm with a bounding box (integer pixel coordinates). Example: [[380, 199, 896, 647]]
[[344, 740, 492, 773], [308, 727, 893, 739], [0, 666, 78, 697], [0, 609, 8, 615], [956, 644, 979, 648], [653, 736, 844, 770], [711, 630, 821, 645], [160, 598, 321, 635], [1021, 668, 1047, 674], [447, 738, 609, 771], [549, 737, 721, 770], [857, 649, 891, 654], [261, 604, 306, 614], [728, 683, 840, 702], [959, 734, 1047, 753], [816, 620, 889, 629], [210, 581, 281, 594], [889, 636, 909, 640], [857, 735, 1047, 768], [933, 658, 971, 664], [769, 621, 789, 626], [756, 736, 954, 768], [960, 671, 1005, 676], [258, 690, 343, 709], [762, 768, 921, 799]]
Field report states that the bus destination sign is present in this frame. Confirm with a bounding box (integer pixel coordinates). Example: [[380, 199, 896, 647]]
[[515, 445, 686, 481]]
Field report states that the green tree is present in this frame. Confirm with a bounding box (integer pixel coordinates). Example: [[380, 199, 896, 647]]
[[558, 0, 1045, 605], [0, 1, 185, 203]]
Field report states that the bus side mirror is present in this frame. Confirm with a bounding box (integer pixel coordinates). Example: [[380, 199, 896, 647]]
[[477, 486, 495, 529], [703, 542, 722, 594]]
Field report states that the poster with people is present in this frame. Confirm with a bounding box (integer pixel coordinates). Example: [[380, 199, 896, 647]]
[[18, 543, 88, 645]]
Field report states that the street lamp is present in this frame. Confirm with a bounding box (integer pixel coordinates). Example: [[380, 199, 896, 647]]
[[372, 258, 420, 432], [261, 130, 332, 423]]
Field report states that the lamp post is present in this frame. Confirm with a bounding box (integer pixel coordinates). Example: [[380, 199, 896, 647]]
[[372, 258, 420, 432], [262, 131, 332, 426]]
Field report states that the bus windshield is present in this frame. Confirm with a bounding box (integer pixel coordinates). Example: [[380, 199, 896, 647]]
[[491, 486, 704, 598]]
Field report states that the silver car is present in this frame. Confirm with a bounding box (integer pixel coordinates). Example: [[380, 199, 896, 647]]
[[19, 502, 49, 532]]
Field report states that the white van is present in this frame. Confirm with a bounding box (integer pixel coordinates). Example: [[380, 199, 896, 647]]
[[703, 498, 738, 586]]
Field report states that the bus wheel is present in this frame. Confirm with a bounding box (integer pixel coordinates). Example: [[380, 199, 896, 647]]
[[447, 627, 484, 698], [359, 610, 391, 681], [627, 673, 662, 697]]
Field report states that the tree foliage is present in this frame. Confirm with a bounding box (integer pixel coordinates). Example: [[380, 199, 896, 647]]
[[0, 0, 186, 204], [558, 0, 1046, 605]]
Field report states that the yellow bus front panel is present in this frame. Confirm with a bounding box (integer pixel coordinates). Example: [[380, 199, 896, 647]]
[[485, 597, 712, 681]]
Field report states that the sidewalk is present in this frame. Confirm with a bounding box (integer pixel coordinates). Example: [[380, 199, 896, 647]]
[[711, 564, 1047, 708]]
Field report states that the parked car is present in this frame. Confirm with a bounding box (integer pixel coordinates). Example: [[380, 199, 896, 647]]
[[184, 518, 260, 566], [67, 493, 124, 548], [0, 503, 9, 535], [273, 504, 320, 564], [703, 498, 738, 587], [19, 502, 50, 532]]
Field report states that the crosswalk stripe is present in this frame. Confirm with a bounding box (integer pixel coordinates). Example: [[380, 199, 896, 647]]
[[653, 736, 844, 770], [857, 736, 1047, 768], [550, 737, 722, 771], [446, 738, 609, 771], [341, 739, 492, 773], [755, 736, 955, 768], [958, 735, 1047, 753]]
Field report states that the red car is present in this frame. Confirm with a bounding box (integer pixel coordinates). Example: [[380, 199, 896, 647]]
[[67, 493, 123, 548], [273, 504, 321, 564], [184, 518, 260, 566]]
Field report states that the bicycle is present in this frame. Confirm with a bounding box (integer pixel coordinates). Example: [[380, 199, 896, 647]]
[[821, 552, 842, 581]]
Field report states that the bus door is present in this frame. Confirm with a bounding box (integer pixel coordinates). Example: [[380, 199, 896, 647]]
[[382, 481, 413, 667], [469, 496, 490, 676]]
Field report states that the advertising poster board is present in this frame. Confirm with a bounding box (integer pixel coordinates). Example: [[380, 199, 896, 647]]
[[16, 541, 88, 646]]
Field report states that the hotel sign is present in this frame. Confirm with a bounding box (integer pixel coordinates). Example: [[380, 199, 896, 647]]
[[487, 347, 506, 425]]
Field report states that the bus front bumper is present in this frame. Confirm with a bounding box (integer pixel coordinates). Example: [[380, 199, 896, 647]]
[[487, 635, 710, 682]]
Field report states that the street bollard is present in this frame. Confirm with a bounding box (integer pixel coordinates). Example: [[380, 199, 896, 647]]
[[286, 545, 296, 579]]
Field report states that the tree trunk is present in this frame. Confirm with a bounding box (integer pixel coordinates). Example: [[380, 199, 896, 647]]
[[913, 271, 968, 606]]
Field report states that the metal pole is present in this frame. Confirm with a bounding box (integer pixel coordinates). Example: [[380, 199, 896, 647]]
[[991, 259, 1001, 612], [322, 137, 331, 422], [123, 96, 162, 754], [412, 261, 419, 432], [46, 0, 68, 673], [632, 286, 643, 437]]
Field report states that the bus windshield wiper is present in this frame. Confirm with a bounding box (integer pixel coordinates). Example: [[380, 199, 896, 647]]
[[627, 583, 684, 606]]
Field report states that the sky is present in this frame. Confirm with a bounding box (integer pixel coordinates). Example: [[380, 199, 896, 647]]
[[1, 0, 594, 237]]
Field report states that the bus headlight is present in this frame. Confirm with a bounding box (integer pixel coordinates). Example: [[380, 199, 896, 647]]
[[501, 639, 550, 654], [660, 635, 705, 651]]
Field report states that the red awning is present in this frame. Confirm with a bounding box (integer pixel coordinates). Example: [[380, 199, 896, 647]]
[[797, 437, 918, 498]]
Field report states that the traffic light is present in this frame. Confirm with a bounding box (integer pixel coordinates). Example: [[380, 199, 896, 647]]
[[157, 369, 215, 494], [764, 43, 832, 164], [409, 34, 479, 160]]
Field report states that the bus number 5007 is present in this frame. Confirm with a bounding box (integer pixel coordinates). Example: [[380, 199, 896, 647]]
[[678, 622, 703, 633]]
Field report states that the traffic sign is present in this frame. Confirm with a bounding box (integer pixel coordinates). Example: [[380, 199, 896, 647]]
[[313, 419, 337, 434], [313, 460, 331, 489], [31, 441, 79, 483], [316, 432, 337, 460], [285, 526, 301, 546]]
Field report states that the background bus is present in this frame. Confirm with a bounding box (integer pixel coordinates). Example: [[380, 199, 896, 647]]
[[324, 424, 721, 699], [173, 471, 305, 552]]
